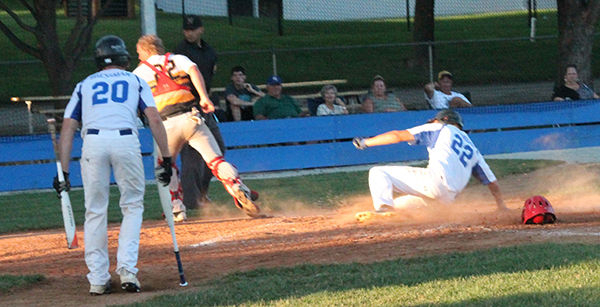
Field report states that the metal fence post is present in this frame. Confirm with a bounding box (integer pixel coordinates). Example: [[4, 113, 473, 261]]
[[272, 49, 277, 76], [428, 42, 434, 84]]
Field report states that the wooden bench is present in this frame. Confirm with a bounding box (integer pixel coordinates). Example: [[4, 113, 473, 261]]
[[210, 79, 352, 115], [2, 100, 600, 192]]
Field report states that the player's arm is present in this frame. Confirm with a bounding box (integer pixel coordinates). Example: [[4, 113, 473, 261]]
[[487, 181, 508, 211], [364, 130, 414, 147], [187, 65, 215, 113], [58, 118, 79, 173]]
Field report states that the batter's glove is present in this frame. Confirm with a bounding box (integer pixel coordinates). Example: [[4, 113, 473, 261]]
[[353, 137, 368, 150], [155, 157, 173, 186], [52, 171, 70, 198]]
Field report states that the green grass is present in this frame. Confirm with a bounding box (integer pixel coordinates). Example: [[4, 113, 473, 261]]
[[3, 8, 600, 102], [0, 159, 564, 234], [125, 243, 600, 306], [0, 274, 45, 293]]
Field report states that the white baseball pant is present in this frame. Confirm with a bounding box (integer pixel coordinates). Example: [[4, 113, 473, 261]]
[[368, 165, 457, 211], [160, 111, 240, 213], [80, 130, 144, 286]]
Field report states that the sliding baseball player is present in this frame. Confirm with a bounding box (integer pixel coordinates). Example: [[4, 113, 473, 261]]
[[353, 109, 507, 221]]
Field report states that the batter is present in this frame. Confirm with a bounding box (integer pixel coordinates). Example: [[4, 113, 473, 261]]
[[57, 35, 172, 295]]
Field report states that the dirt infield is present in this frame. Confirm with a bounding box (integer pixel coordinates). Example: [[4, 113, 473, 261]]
[[1, 163, 600, 306]]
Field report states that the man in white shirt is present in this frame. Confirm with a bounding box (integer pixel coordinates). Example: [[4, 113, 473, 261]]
[[424, 71, 472, 109], [353, 110, 507, 219]]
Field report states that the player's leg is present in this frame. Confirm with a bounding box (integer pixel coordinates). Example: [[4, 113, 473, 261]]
[[161, 117, 186, 220], [110, 135, 144, 292], [180, 144, 204, 209], [185, 117, 261, 217], [80, 135, 113, 291], [197, 113, 226, 204], [368, 165, 438, 211]]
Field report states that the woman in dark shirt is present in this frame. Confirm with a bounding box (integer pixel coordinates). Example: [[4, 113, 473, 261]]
[[552, 64, 599, 101]]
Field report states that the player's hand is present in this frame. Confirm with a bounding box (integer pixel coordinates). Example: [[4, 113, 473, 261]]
[[155, 157, 172, 186], [353, 137, 368, 150], [52, 171, 70, 198], [200, 100, 215, 114]]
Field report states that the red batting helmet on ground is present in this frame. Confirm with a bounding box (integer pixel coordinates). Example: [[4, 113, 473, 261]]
[[521, 195, 556, 224]]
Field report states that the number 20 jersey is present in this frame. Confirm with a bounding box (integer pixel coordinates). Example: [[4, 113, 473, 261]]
[[64, 68, 156, 134], [407, 123, 496, 193]]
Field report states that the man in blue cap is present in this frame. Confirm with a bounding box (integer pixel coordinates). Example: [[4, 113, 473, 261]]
[[253, 75, 308, 120]]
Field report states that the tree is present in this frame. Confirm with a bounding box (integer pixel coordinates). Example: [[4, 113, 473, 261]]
[[0, 1, 113, 100], [556, 0, 600, 86], [412, 0, 435, 67]]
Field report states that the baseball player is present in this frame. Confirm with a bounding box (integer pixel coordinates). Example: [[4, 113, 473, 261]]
[[54, 35, 172, 295], [132, 34, 261, 219], [353, 109, 507, 220]]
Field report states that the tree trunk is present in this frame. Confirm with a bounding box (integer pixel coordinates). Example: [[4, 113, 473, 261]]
[[35, 1, 72, 99], [556, 0, 600, 87], [412, 0, 435, 67]]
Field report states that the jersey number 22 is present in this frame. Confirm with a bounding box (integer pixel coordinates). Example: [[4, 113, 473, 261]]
[[451, 134, 474, 167]]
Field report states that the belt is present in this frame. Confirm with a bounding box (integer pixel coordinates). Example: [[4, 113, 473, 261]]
[[160, 109, 191, 121], [87, 128, 133, 136]]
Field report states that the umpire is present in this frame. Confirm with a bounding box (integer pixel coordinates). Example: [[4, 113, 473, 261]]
[[175, 15, 225, 209]]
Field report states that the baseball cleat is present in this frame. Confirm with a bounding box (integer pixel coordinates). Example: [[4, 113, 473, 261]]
[[355, 211, 396, 223], [89, 280, 112, 296], [173, 211, 187, 222], [231, 182, 261, 218], [119, 269, 141, 293]]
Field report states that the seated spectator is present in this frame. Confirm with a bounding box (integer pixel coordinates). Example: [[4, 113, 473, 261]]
[[253, 75, 308, 120], [362, 75, 407, 113], [424, 71, 472, 109], [225, 66, 264, 121], [316, 84, 349, 116], [552, 64, 599, 101]]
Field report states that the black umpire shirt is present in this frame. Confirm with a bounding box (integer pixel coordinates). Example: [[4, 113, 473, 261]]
[[175, 39, 217, 93]]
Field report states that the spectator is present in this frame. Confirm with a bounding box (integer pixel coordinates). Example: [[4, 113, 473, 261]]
[[253, 75, 308, 120], [362, 75, 407, 113], [424, 71, 472, 109], [552, 64, 600, 101], [225, 66, 265, 121], [174, 15, 225, 210], [316, 84, 349, 116]]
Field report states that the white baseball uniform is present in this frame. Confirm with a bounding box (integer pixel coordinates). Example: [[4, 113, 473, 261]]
[[64, 68, 154, 286], [369, 123, 496, 211], [133, 54, 244, 214], [425, 90, 471, 109]]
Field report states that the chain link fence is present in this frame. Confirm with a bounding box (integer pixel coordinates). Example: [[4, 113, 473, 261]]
[[5, 0, 598, 136]]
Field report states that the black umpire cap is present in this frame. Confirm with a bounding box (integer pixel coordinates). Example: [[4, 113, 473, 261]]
[[183, 15, 203, 30]]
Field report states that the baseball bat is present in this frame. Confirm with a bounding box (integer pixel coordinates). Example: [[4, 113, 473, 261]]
[[154, 142, 188, 287], [47, 118, 79, 249]]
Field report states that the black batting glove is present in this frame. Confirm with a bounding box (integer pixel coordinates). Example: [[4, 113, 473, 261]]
[[353, 137, 368, 150], [52, 171, 70, 198], [155, 157, 173, 186]]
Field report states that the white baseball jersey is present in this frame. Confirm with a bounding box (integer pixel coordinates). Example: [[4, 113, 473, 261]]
[[425, 90, 471, 109], [64, 68, 155, 134], [407, 123, 496, 192]]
